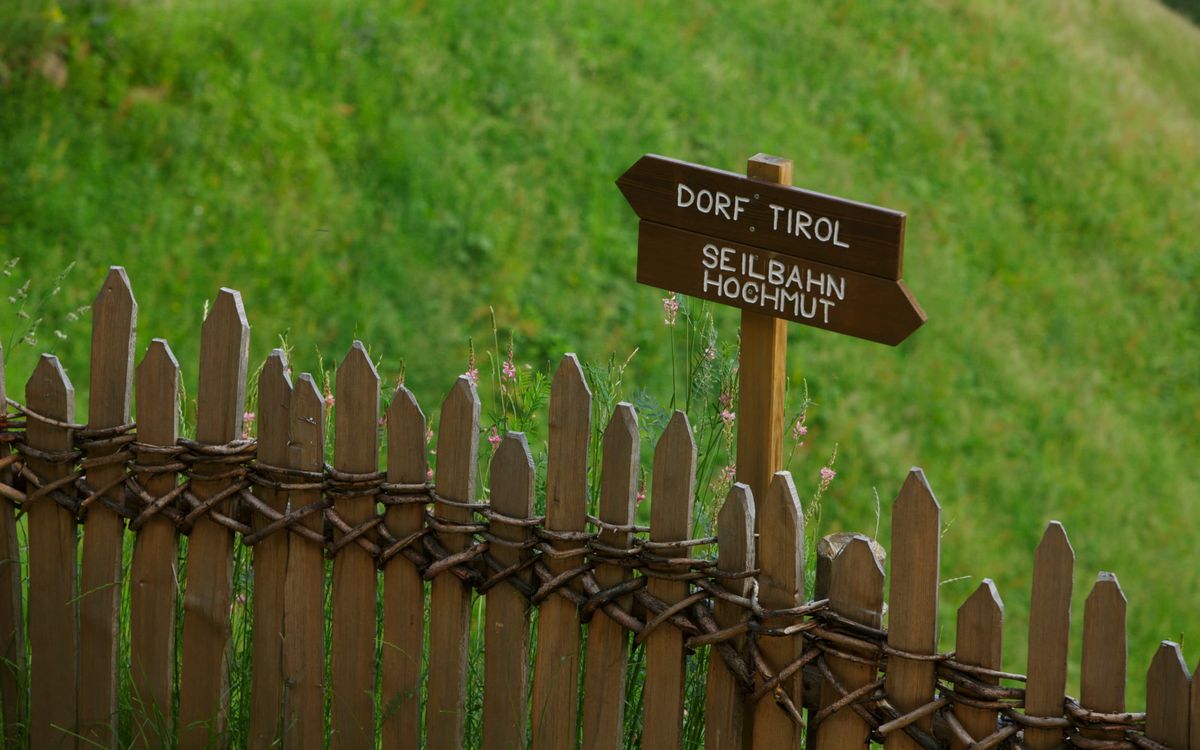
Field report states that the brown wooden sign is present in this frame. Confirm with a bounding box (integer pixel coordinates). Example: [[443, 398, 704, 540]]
[[618, 154, 906, 280], [636, 222, 925, 346]]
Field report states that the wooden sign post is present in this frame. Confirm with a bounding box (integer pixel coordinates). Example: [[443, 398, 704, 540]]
[[618, 153, 925, 511]]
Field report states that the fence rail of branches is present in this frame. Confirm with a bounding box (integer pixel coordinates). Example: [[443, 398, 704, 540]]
[[0, 268, 1196, 749]]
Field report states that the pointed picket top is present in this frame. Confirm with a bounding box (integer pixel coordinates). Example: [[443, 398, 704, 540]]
[[436, 375, 481, 501], [1081, 572, 1127, 716], [333, 341, 380, 474], [88, 266, 137, 426], [1025, 521, 1075, 749], [387, 384, 427, 483], [491, 433, 535, 520], [829, 534, 886, 627], [26, 354, 75, 427], [649, 410, 696, 545], [196, 288, 250, 444], [290, 374, 325, 473], [136, 340, 180, 446], [546, 353, 591, 533], [1145, 641, 1191, 748], [758, 471, 803, 605], [597, 403, 639, 544], [957, 580, 1004, 659], [716, 483, 755, 585], [257, 350, 292, 466]]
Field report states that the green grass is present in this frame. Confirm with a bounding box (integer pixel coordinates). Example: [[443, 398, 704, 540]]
[[2, 0, 1199, 737]]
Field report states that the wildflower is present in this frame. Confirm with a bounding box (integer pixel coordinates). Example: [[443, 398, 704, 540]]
[[720, 409, 736, 427], [53, 330, 66, 340], [635, 482, 646, 505], [703, 345, 717, 361], [502, 358, 517, 381], [487, 426, 501, 449], [718, 391, 733, 410], [426, 468, 434, 481], [425, 427, 433, 444], [819, 466, 836, 488], [324, 390, 335, 408], [465, 366, 480, 385], [378, 415, 387, 428], [720, 464, 737, 482], [791, 417, 808, 441], [662, 293, 679, 326]]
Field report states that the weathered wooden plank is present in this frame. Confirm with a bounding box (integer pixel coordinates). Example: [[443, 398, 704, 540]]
[[735, 155, 791, 519], [78, 266, 137, 745], [884, 468, 941, 750], [1145, 641, 1190, 748], [641, 410, 696, 750], [25, 354, 79, 748], [482, 433, 536, 750], [0, 345, 24, 744], [531, 355, 592, 749], [950, 580, 1003, 749], [425, 376, 480, 750], [129, 340, 182, 748], [179, 288, 251, 750], [704, 482, 755, 750], [1023, 521, 1074, 750], [582, 403, 639, 750], [1191, 659, 1199, 750], [281, 374, 326, 749], [248, 350, 292, 749], [381, 385, 427, 750], [751, 472, 804, 749], [814, 535, 884, 750], [1080, 572, 1126, 743], [329, 342, 379, 749]]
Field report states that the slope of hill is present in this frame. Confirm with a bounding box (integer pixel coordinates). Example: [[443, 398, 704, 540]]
[[2, 0, 1198, 703]]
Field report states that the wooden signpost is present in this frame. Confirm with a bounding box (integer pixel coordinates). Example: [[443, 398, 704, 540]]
[[618, 152, 925, 510]]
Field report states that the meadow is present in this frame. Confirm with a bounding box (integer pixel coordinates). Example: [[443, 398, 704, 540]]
[[2, 0, 1199, 734]]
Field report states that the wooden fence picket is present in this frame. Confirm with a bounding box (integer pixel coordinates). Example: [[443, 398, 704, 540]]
[[1024, 521, 1075, 750], [425, 376, 480, 750], [1191, 660, 1199, 750], [950, 580, 1004, 748], [0, 345, 24, 744], [25, 354, 78, 748], [1145, 641, 1191, 748], [129, 340, 181, 748], [78, 266, 136, 745], [482, 433, 537, 750], [531, 355, 592, 749], [179, 288, 251, 749], [884, 468, 941, 750], [641, 410, 696, 750], [381, 385, 427, 749], [1080, 572, 1126, 743], [814, 534, 885, 750], [705, 482, 754, 750], [248, 350, 292, 748], [582, 403, 640, 750], [751, 472, 804, 749], [282, 374, 326, 749], [329, 342, 380, 749]]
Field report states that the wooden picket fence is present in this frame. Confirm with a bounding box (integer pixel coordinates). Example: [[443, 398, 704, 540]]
[[0, 267, 1197, 749]]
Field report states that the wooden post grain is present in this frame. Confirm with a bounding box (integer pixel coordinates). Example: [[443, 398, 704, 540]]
[[950, 580, 1003, 748], [751, 472, 804, 749], [582, 404, 639, 750], [705, 483, 754, 750], [735, 155, 791, 530], [641, 410, 696, 750], [248, 351, 292, 748], [381, 385, 427, 749], [814, 535, 885, 750], [1145, 641, 1191, 748], [129, 340, 181, 748], [329, 342, 379, 749], [482, 433, 536, 750], [884, 469, 941, 750], [531, 355, 592, 749], [282, 374, 326, 749], [78, 266, 136, 745], [1080, 572, 1126, 743], [25, 354, 79, 748], [425, 376, 480, 750], [0, 345, 24, 744], [1023, 521, 1074, 750], [179, 288, 251, 750]]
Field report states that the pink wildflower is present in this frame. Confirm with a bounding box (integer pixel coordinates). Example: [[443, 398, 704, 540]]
[[243, 411, 256, 426], [791, 418, 808, 441], [464, 367, 480, 385], [487, 426, 501, 449], [662, 293, 679, 326], [720, 409, 736, 427], [425, 427, 433, 444], [426, 468, 434, 481], [819, 466, 836, 487], [718, 391, 733, 410], [636, 481, 647, 505], [324, 390, 335, 409], [502, 358, 517, 381], [720, 464, 737, 482]]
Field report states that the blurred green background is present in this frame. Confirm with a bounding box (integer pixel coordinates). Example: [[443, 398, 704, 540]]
[[2, 0, 1198, 706]]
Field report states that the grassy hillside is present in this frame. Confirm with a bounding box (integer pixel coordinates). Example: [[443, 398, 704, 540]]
[[3, 0, 1198, 709]]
